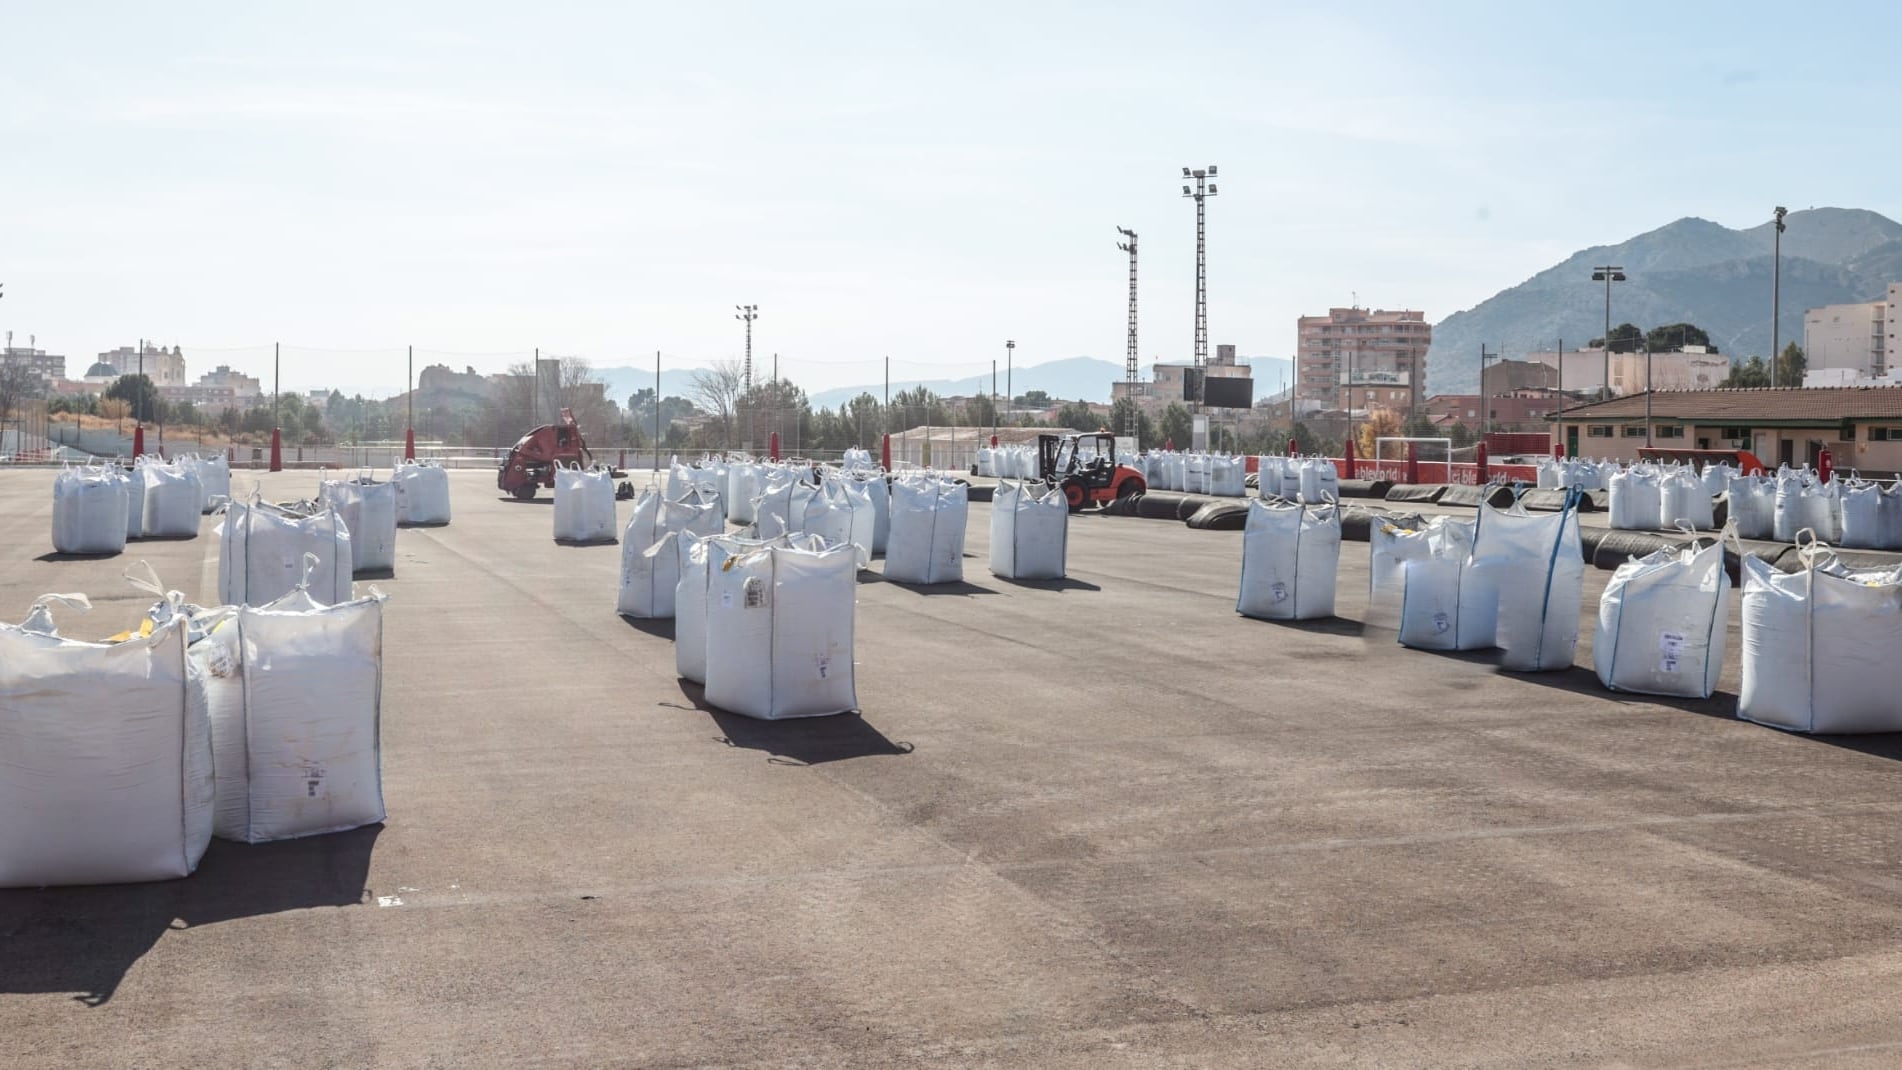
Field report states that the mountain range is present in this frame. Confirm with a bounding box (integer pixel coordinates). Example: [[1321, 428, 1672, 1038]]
[[1424, 207, 1902, 394], [592, 356, 1295, 411]]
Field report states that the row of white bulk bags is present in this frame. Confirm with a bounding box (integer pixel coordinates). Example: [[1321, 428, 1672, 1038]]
[[189, 583, 388, 844], [320, 475, 398, 573], [1398, 519, 1494, 651], [218, 497, 354, 607], [140, 458, 204, 537], [1472, 502, 1584, 672], [616, 490, 725, 618], [1236, 500, 1341, 621], [885, 476, 968, 584], [553, 465, 618, 543], [1773, 475, 1840, 544], [1739, 552, 1902, 733], [1255, 456, 1302, 500], [990, 481, 1068, 580], [704, 541, 860, 719], [52, 463, 132, 554], [1838, 479, 1902, 550], [392, 460, 452, 525], [0, 595, 214, 887], [1594, 540, 1731, 699], [1658, 467, 1715, 530], [1728, 474, 1776, 540]]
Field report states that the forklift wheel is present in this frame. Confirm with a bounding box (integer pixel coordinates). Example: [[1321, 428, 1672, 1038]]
[[512, 484, 537, 501], [1064, 483, 1087, 512]]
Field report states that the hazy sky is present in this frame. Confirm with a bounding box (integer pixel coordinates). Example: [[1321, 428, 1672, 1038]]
[[3, 1, 1895, 397]]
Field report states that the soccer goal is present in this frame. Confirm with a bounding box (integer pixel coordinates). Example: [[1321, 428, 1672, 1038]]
[[1373, 436, 1454, 483]]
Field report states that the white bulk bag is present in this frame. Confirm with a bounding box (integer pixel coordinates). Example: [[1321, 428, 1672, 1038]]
[[884, 477, 968, 584], [1727, 474, 1776, 540], [1739, 552, 1902, 732], [553, 465, 617, 543], [1277, 460, 1304, 501], [990, 480, 1069, 580], [392, 461, 452, 525], [728, 464, 762, 525], [1299, 459, 1339, 504], [1369, 515, 1459, 619], [0, 597, 213, 887], [1774, 476, 1839, 544], [1700, 463, 1736, 499], [196, 586, 387, 843], [52, 464, 131, 555], [617, 491, 723, 618], [1398, 525, 1496, 652], [976, 448, 996, 478], [703, 542, 859, 719], [1594, 540, 1731, 698], [219, 497, 354, 607], [1838, 479, 1902, 551], [320, 477, 398, 572], [1608, 468, 1661, 531], [800, 478, 873, 566], [1658, 467, 1715, 531], [1184, 453, 1210, 495], [1236, 500, 1341, 621], [140, 460, 203, 537], [752, 471, 801, 539], [1535, 460, 1562, 490], [847, 472, 891, 555], [194, 454, 232, 511], [1471, 500, 1584, 672], [1207, 455, 1246, 497], [675, 533, 821, 685], [122, 463, 145, 539]]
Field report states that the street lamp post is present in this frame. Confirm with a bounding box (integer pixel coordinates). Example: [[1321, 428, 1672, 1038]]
[[1771, 207, 1788, 388], [1005, 340, 1015, 426], [1591, 265, 1627, 398], [1480, 344, 1497, 436], [1644, 336, 1654, 446], [1180, 165, 1218, 408], [735, 304, 758, 391]]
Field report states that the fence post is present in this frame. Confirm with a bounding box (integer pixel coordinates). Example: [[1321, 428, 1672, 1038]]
[[1342, 437, 1356, 479], [1406, 441, 1420, 485], [1476, 442, 1490, 484]]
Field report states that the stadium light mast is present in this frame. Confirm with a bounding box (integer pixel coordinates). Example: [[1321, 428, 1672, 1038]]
[[1182, 165, 1218, 408], [1591, 265, 1627, 398], [735, 304, 758, 391], [1117, 226, 1139, 441]]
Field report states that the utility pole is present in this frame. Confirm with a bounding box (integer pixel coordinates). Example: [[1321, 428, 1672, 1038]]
[[1591, 265, 1627, 398], [1117, 226, 1139, 441], [1005, 340, 1015, 426], [1772, 206, 1788, 388], [1480, 343, 1497, 436], [1644, 336, 1654, 446], [735, 304, 758, 391], [1181, 165, 1218, 408]]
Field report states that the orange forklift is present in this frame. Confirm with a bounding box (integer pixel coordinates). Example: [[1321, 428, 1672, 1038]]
[[1036, 432, 1147, 511]]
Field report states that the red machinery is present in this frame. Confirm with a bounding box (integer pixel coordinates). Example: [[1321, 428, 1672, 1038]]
[[1036, 432, 1146, 511], [497, 409, 594, 500]]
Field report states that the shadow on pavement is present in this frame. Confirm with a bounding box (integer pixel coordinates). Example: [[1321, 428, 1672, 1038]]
[[996, 576, 1102, 593], [621, 616, 676, 640], [670, 682, 912, 765], [875, 578, 998, 596], [0, 825, 382, 1007]]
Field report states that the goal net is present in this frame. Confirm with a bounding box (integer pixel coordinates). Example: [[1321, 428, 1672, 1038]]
[[1372, 436, 1454, 482]]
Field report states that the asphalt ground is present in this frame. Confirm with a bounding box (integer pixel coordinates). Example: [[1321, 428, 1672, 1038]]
[[7, 468, 1902, 1068]]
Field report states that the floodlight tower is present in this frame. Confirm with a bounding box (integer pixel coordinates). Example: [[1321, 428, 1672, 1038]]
[[735, 304, 759, 391], [1182, 165, 1218, 406], [1116, 226, 1139, 440], [1591, 265, 1627, 398]]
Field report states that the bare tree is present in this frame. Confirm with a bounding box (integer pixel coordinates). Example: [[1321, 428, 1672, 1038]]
[[476, 356, 619, 450], [688, 359, 744, 447]]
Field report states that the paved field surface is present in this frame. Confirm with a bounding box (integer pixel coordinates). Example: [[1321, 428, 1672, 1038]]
[[6, 468, 1902, 1068]]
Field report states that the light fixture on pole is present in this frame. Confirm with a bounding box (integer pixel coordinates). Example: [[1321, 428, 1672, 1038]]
[[1181, 165, 1218, 408], [735, 304, 758, 391], [1590, 265, 1627, 397], [1771, 206, 1788, 388]]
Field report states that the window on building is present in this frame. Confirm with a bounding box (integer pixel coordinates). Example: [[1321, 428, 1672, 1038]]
[[1587, 425, 1613, 438], [1871, 427, 1902, 441], [1621, 426, 1645, 437], [1655, 425, 1685, 439]]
